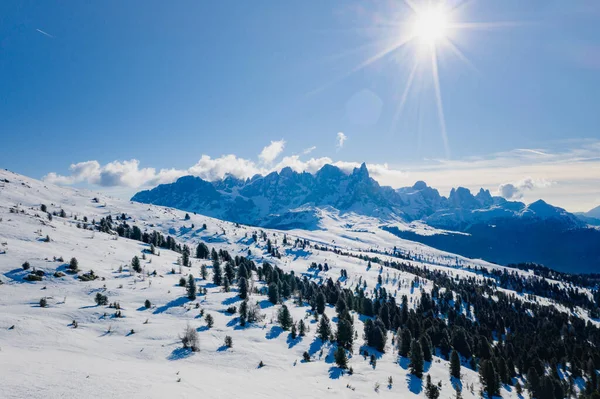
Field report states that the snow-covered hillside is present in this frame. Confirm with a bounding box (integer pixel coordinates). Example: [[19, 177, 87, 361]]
[[0, 169, 594, 398]]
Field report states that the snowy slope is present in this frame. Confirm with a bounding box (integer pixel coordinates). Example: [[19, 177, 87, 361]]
[[0, 169, 588, 398]]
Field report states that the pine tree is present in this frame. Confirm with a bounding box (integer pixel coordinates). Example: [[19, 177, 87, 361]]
[[335, 346, 348, 369], [239, 299, 248, 326], [268, 282, 279, 304], [212, 258, 222, 286], [317, 314, 332, 341], [131, 256, 141, 273], [480, 359, 500, 398], [196, 242, 209, 259], [410, 339, 424, 378], [298, 319, 306, 337], [527, 366, 540, 399], [223, 276, 230, 292], [421, 334, 433, 362], [238, 277, 248, 299], [336, 318, 354, 350], [399, 327, 412, 357], [278, 305, 293, 330], [205, 314, 214, 328], [187, 274, 196, 300], [316, 292, 326, 315], [450, 350, 461, 379], [69, 257, 79, 272], [290, 323, 297, 339], [201, 264, 208, 280], [425, 374, 440, 399], [224, 262, 235, 283]]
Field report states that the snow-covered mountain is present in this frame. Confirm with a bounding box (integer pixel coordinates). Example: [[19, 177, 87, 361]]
[[587, 205, 600, 219], [132, 163, 583, 229], [132, 164, 599, 272]]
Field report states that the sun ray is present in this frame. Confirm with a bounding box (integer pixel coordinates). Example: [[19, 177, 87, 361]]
[[390, 59, 418, 134], [307, 34, 415, 96], [431, 46, 450, 158], [451, 21, 526, 30], [443, 38, 480, 75]]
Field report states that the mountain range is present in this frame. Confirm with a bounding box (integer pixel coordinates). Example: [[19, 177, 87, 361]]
[[132, 163, 600, 272]]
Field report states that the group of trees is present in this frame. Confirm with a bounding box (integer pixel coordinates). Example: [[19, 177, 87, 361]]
[[247, 257, 600, 398]]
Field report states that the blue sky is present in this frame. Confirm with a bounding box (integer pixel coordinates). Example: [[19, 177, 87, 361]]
[[1, 1, 600, 211]]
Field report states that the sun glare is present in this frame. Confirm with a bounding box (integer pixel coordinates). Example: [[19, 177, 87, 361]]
[[412, 6, 449, 45]]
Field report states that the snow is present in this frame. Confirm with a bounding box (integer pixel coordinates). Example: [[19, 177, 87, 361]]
[[0, 169, 563, 398]]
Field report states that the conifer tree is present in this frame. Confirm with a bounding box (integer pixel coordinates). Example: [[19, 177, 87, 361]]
[[131, 256, 141, 273], [69, 257, 79, 272], [450, 350, 461, 379], [238, 277, 248, 299], [278, 305, 293, 330], [421, 334, 433, 362], [399, 327, 412, 357], [201, 264, 208, 280], [480, 359, 500, 398], [298, 319, 306, 337], [425, 374, 440, 399], [196, 242, 209, 259], [410, 339, 424, 378], [239, 299, 248, 326], [317, 314, 332, 341], [268, 282, 279, 304], [223, 276, 230, 292], [205, 314, 214, 328], [527, 366, 540, 399], [187, 274, 196, 300], [290, 323, 297, 339], [335, 346, 348, 369], [336, 318, 354, 350], [316, 292, 326, 315], [212, 258, 222, 286], [224, 262, 235, 283]]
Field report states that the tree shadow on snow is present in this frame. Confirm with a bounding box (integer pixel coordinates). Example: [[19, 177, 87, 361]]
[[167, 347, 194, 361], [308, 338, 325, 356], [328, 366, 344, 379], [451, 376, 463, 392], [196, 325, 209, 332], [359, 345, 384, 360], [424, 360, 432, 373], [227, 317, 240, 327], [407, 374, 423, 394], [153, 296, 190, 314], [287, 334, 302, 349], [222, 296, 241, 306], [265, 326, 284, 340], [398, 356, 410, 370], [259, 300, 274, 309], [324, 346, 336, 364]]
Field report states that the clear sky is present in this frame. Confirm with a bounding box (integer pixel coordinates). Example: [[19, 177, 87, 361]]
[[1, 1, 599, 211]]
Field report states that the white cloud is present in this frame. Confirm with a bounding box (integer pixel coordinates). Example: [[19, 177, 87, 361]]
[[302, 146, 317, 155], [336, 132, 347, 149], [498, 178, 552, 200], [258, 140, 285, 164], [42, 139, 600, 212], [188, 155, 261, 181]]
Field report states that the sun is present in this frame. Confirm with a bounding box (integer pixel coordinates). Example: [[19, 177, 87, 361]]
[[412, 5, 450, 45]]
